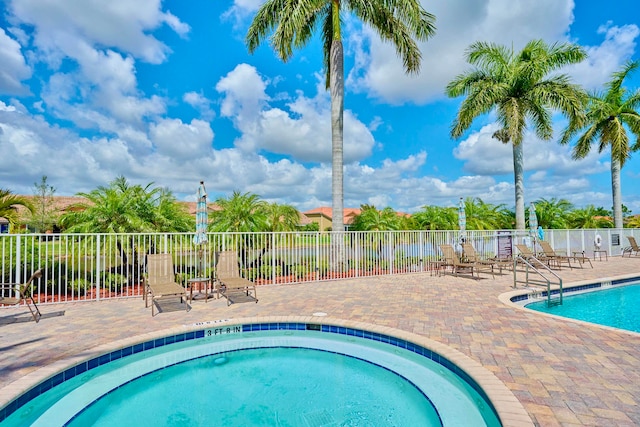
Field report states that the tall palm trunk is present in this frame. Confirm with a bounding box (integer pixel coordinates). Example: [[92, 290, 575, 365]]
[[330, 39, 344, 233], [329, 37, 345, 271], [611, 157, 623, 228], [513, 142, 525, 230]]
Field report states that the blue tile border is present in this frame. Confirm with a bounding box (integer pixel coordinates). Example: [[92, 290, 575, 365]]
[[511, 277, 640, 302], [1, 322, 499, 424]]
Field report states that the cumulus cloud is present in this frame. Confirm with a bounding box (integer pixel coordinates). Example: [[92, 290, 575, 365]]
[[1, 1, 637, 214], [0, 28, 32, 94], [216, 64, 375, 163], [183, 92, 215, 121], [5, 0, 184, 134], [566, 23, 640, 90], [9, 0, 190, 64], [454, 123, 608, 177], [150, 118, 214, 160], [347, 0, 574, 104]]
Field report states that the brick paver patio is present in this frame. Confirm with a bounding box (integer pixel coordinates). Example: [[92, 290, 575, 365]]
[[1, 255, 640, 426]]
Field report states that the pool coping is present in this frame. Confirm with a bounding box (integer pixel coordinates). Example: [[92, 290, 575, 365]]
[[499, 272, 640, 338], [0, 316, 533, 427]]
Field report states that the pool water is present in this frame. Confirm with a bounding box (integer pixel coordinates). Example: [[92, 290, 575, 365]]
[[3, 328, 501, 427], [69, 347, 439, 426], [526, 284, 640, 333]]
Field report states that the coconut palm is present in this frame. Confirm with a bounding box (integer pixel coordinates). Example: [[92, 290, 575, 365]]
[[446, 40, 587, 229], [0, 188, 34, 230], [562, 61, 640, 229], [246, 0, 435, 232]]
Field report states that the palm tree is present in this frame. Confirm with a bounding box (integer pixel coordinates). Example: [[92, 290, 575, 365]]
[[152, 188, 194, 232], [209, 191, 268, 233], [626, 215, 640, 228], [0, 189, 34, 231], [246, 1, 435, 232], [446, 40, 587, 229], [412, 205, 457, 230], [350, 205, 401, 231], [463, 197, 511, 230], [60, 176, 191, 233], [562, 61, 640, 229], [569, 205, 614, 229], [533, 197, 573, 229], [264, 202, 301, 232]]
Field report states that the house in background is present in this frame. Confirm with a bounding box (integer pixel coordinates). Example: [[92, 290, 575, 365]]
[[302, 207, 362, 231]]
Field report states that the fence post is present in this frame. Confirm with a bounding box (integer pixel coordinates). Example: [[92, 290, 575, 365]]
[[15, 234, 21, 284], [315, 232, 320, 281], [96, 234, 101, 301], [271, 232, 276, 285]]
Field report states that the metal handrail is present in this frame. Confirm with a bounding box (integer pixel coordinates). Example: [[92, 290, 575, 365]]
[[513, 255, 563, 306]]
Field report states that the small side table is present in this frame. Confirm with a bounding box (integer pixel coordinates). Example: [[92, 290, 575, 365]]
[[593, 250, 608, 261], [187, 277, 211, 302], [429, 259, 446, 276]]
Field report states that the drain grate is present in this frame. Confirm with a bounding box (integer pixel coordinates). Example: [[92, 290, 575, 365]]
[[301, 409, 337, 427]]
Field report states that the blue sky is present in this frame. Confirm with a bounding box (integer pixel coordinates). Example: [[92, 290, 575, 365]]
[[0, 0, 639, 215]]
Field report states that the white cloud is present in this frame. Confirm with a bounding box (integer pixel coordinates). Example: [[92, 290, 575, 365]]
[[566, 23, 640, 90], [216, 63, 270, 122], [10, 0, 190, 64], [348, 0, 575, 104], [183, 92, 215, 121], [453, 122, 608, 177], [216, 64, 375, 163], [149, 118, 214, 160], [0, 28, 32, 94]]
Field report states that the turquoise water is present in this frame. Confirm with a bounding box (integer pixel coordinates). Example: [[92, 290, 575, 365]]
[[3, 330, 501, 427], [69, 347, 440, 426], [526, 284, 640, 333]]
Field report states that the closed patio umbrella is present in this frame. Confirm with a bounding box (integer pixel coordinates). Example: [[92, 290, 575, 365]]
[[193, 181, 208, 276], [529, 202, 538, 247], [458, 197, 466, 245]]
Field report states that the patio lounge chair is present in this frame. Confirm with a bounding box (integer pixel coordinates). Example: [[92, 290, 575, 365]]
[[0, 269, 43, 323], [537, 241, 573, 270], [515, 244, 552, 267], [515, 244, 537, 260], [622, 236, 640, 257], [462, 242, 512, 273], [439, 244, 494, 279], [144, 254, 188, 316], [214, 251, 258, 306]]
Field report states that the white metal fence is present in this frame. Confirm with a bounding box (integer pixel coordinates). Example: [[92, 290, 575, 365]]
[[1, 228, 638, 305]]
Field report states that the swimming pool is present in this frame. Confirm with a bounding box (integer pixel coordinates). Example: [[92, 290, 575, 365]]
[[526, 282, 640, 333], [0, 322, 504, 426]]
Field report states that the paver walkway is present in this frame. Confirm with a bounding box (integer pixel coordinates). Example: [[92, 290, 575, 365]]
[[1, 256, 640, 426]]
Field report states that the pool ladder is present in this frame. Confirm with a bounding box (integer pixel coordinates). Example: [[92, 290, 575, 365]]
[[513, 255, 563, 306]]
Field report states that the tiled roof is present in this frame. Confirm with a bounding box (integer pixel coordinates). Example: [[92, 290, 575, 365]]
[[302, 206, 362, 224]]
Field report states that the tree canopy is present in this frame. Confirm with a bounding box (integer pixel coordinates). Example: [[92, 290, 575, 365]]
[[59, 176, 193, 233]]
